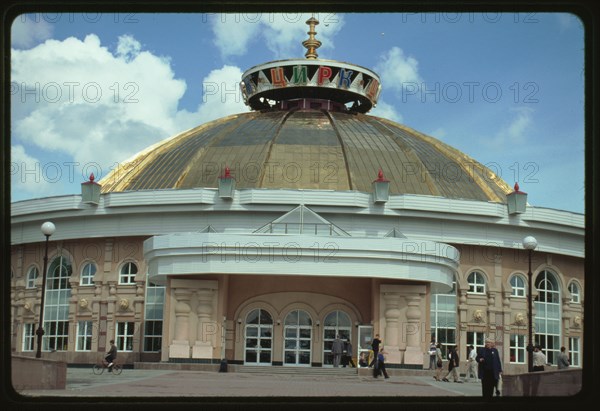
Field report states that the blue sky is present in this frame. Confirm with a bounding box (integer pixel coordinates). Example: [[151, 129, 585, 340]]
[[10, 12, 584, 213]]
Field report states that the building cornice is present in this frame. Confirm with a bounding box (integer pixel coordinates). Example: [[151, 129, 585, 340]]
[[11, 189, 584, 258]]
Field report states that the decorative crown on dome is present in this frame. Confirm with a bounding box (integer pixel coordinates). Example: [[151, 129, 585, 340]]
[[239, 17, 381, 113]]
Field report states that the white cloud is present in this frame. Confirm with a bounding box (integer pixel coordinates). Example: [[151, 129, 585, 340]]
[[211, 17, 261, 59], [11, 15, 53, 48], [116, 34, 142, 62], [11, 34, 250, 200], [483, 107, 534, 149], [370, 100, 403, 123], [210, 13, 345, 60], [174, 65, 250, 128], [10, 145, 53, 198], [374, 47, 422, 95]]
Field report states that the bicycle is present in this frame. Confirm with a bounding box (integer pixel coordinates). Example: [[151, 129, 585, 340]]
[[92, 357, 122, 375]]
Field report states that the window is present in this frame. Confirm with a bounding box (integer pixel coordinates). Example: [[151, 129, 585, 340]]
[[116, 322, 135, 351], [568, 282, 580, 304], [143, 282, 165, 352], [43, 255, 72, 351], [430, 279, 457, 359], [534, 270, 561, 364], [510, 274, 526, 297], [467, 331, 485, 356], [569, 337, 580, 367], [22, 323, 35, 351], [76, 321, 93, 351], [80, 262, 96, 286], [467, 271, 486, 294], [509, 334, 526, 363], [26, 266, 38, 289], [119, 262, 138, 284]]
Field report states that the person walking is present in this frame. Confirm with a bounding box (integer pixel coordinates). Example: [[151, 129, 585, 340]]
[[332, 334, 344, 367], [105, 339, 118, 372], [369, 334, 382, 368], [557, 346, 570, 370], [466, 345, 478, 382], [433, 343, 444, 381], [373, 346, 390, 379], [428, 340, 437, 370], [343, 339, 356, 368], [442, 345, 462, 383], [476, 338, 502, 401]]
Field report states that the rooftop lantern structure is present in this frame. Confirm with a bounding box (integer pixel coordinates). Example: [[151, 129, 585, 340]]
[[507, 182, 528, 214], [239, 17, 381, 113], [81, 173, 101, 205], [218, 166, 235, 199], [372, 169, 390, 203]]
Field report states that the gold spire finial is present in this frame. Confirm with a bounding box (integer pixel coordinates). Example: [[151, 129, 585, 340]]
[[302, 16, 322, 59]]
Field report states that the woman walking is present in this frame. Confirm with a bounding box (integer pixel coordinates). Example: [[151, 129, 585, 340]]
[[433, 343, 444, 381]]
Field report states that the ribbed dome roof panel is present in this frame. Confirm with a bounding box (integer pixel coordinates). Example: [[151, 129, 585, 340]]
[[99, 109, 512, 203], [261, 110, 350, 190]]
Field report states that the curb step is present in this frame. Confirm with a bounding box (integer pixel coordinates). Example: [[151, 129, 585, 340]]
[[236, 366, 357, 375]]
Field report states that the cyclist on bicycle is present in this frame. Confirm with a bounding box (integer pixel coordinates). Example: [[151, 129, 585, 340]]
[[105, 340, 118, 372]]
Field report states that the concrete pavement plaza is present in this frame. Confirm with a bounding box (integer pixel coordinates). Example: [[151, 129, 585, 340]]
[[18, 367, 485, 398]]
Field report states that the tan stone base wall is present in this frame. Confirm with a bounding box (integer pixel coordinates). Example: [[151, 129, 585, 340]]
[[11, 355, 67, 391], [502, 368, 582, 396]]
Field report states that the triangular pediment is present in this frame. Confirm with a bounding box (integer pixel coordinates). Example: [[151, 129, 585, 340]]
[[254, 205, 350, 236], [198, 225, 217, 233], [384, 227, 406, 238]]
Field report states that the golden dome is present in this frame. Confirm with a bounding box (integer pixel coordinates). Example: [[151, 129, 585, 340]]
[[99, 107, 512, 203], [99, 17, 512, 202]]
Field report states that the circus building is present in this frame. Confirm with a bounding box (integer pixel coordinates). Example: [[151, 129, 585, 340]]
[[10, 18, 584, 374]]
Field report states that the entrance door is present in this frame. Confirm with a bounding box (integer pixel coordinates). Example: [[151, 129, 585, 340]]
[[322, 310, 352, 367], [357, 325, 373, 368], [244, 309, 273, 365], [283, 310, 312, 366]]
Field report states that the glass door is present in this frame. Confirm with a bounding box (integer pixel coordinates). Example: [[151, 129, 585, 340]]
[[283, 310, 312, 366], [357, 325, 373, 368], [322, 310, 351, 367], [244, 309, 273, 365]]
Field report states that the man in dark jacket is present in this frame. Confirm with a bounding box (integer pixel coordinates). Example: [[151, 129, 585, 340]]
[[369, 334, 382, 367], [442, 345, 462, 382], [476, 338, 503, 400], [105, 339, 118, 372]]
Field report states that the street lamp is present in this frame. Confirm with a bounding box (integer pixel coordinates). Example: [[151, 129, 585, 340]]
[[522, 235, 538, 372], [35, 221, 55, 358]]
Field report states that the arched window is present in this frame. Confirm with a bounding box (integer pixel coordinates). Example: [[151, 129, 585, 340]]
[[26, 266, 39, 289], [80, 262, 96, 286], [534, 270, 561, 363], [467, 271, 486, 294], [510, 274, 526, 297], [568, 282, 580, 304], [119, 262, 138, 284], [43, 255, 72, 351], [430, 279, 457, 359]]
